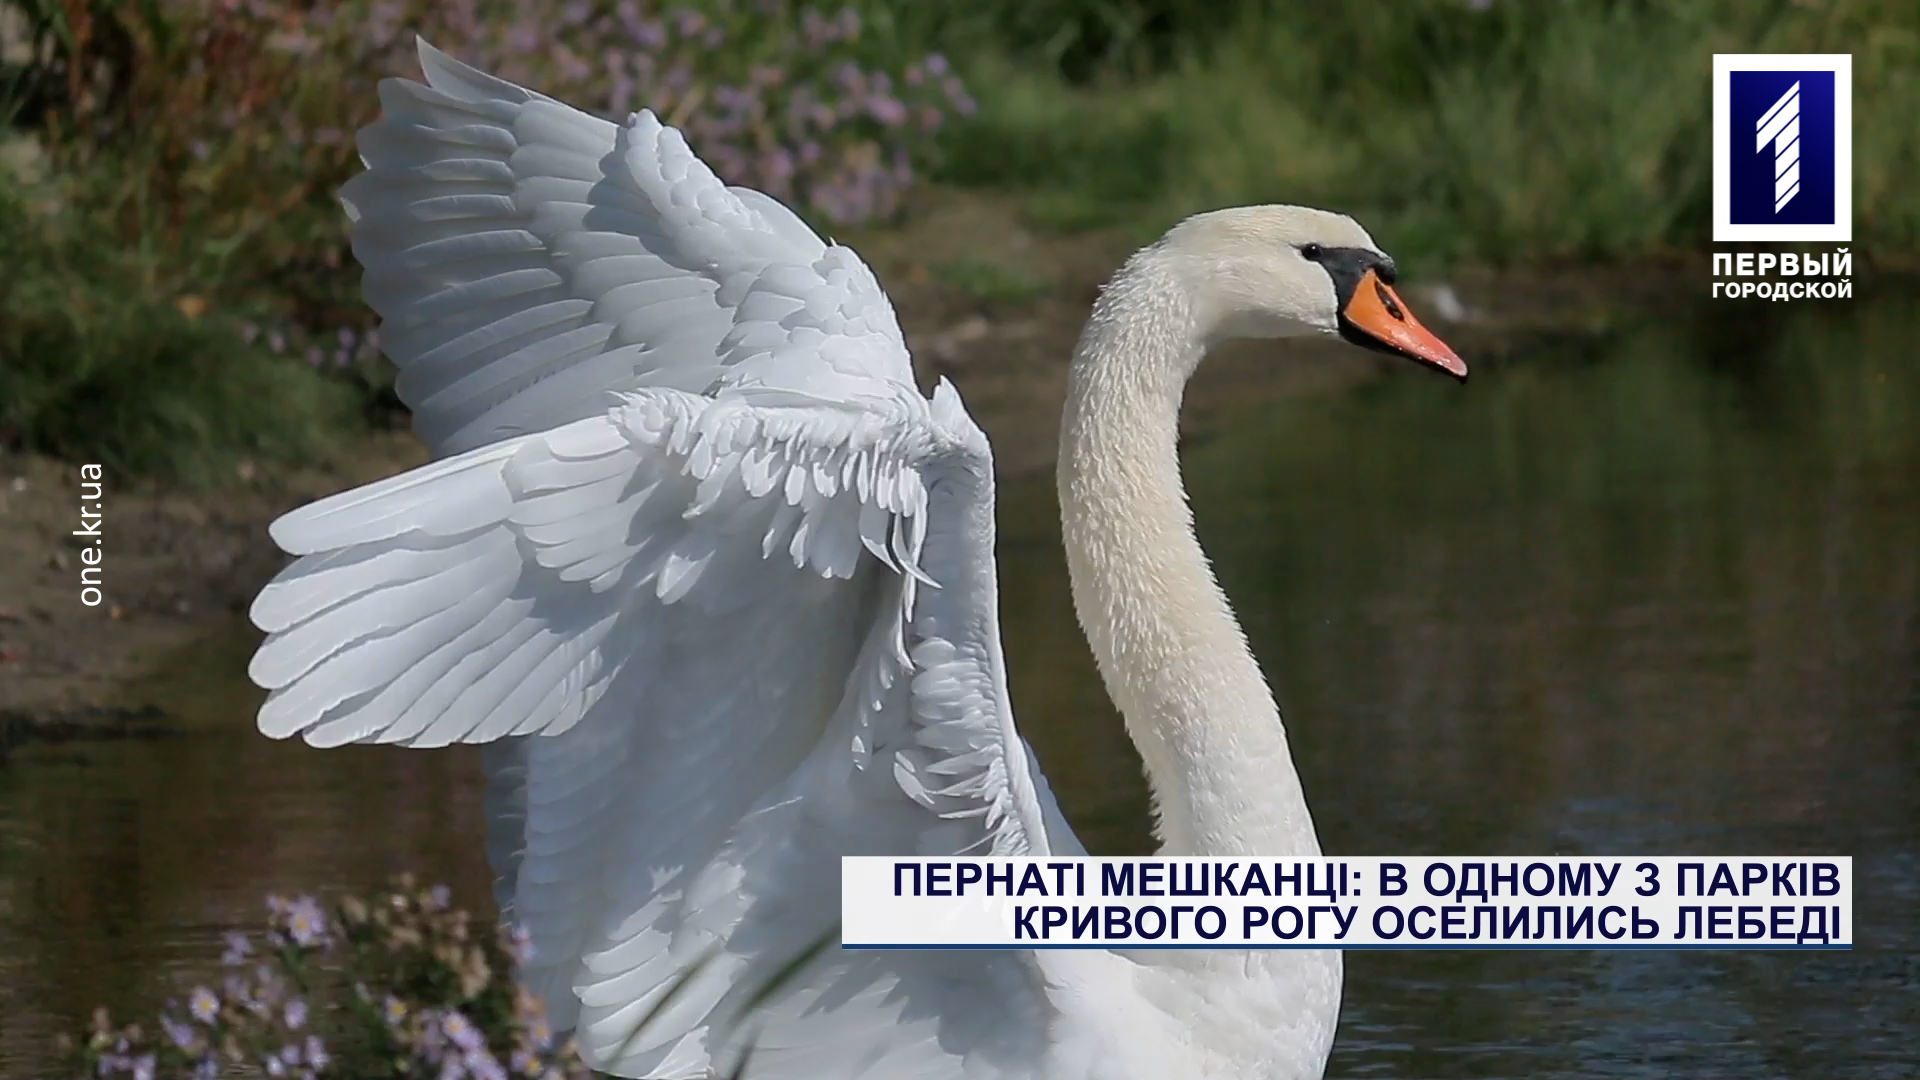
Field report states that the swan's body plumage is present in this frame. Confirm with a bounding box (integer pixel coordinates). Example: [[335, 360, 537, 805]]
[[252, 41, 1465, 1080]]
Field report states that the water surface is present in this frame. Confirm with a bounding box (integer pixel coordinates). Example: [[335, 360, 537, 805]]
[[3, 290, 1916, 1078]]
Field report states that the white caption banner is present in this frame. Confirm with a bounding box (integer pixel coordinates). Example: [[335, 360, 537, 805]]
[[842, 856, 1852, 950]]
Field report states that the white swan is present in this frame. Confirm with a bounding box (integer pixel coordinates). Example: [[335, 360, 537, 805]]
[[247, 42, 1466, 1080]]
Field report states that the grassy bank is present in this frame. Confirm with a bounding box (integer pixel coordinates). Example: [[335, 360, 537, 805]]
[[3, 0, 1916, 479], [0, 176, 355, 484], [937, 0, 1920, 266]]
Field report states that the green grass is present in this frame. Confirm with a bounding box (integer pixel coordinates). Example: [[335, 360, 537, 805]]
[[0, 173, 356, 485], [938, 0, 1920, 270], [932, 258, 1053, 305]]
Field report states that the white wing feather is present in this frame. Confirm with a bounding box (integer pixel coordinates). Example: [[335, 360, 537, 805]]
[[344, 40, 876, 456], [253, 41, 1091, 1079]]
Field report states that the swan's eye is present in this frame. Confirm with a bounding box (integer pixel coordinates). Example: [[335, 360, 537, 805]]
[[1299, 243, 1323, 261]]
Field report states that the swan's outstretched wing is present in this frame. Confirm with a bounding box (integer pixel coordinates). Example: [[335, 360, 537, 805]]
[[345, 40, 868, 455], [252, 43, 1090, 1080]]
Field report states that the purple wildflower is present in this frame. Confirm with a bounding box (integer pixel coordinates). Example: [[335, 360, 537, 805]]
[[283, 895, 328, 946], [606, 73, 634, 114], [766, 146, 795, 180], [285, 998, 308, 1030], [304, 1035, 330, 1070], [161, 1013, 198, 1051], [525, 1012, 553, 1049], [942, 76, 976, 116], [222, 930, 252, 965], [466, 1048, 509, 1080], [188, 987, 219, 1024], [443, 1009, 483, 1052]]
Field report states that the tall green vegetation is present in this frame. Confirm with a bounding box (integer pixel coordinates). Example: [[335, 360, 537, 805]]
[[3, 0, 1915, 478], [935, 0, 1920, 266], [0, 176, 354, 484]]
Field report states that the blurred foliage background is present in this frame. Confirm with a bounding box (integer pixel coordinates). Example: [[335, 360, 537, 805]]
[[2, 0, 1916, 480]]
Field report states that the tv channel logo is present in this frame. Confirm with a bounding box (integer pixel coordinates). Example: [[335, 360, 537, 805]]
[[1714, 54, 1851, 242]]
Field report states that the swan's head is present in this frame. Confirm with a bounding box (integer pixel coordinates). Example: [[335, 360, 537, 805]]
[[1156, 205, 1466, 380]]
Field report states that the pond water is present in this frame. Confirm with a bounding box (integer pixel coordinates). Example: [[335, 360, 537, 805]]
[[3, 288, 1916, 1078]]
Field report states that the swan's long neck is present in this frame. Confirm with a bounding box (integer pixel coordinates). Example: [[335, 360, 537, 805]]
[[1057, 251, 1320, 858]]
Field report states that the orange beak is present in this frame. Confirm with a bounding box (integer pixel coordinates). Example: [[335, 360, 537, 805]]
[[1339, 269, 1467, 380]]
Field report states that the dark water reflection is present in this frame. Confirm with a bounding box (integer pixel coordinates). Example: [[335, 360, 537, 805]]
[[4, 291, 1917, 1078]]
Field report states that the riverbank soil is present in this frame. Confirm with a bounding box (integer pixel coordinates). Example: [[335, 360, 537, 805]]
[[0, 191, 1697, 729]]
